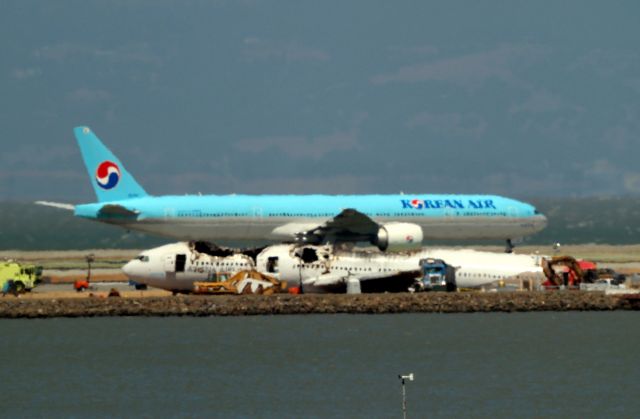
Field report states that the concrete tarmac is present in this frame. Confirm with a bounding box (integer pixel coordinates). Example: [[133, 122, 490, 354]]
[[18, 282, 170, 299]]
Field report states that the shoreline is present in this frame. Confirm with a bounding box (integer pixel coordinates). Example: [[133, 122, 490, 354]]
[[1, 292, 638, 318]]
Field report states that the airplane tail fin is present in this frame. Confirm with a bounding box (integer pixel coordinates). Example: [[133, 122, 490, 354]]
[[74, 126, 148, 202]]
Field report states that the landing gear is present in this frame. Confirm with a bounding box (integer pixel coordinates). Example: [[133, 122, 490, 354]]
[[505, 239, 514, 254]]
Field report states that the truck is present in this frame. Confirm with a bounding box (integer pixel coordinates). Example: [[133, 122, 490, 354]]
[[540, 256, 623, 290], [580, 277, 627, 292], [1, 261, 43, 295], [410, 258, 457, 292]]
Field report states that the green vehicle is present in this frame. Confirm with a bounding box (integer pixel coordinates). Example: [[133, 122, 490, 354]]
[[1, 261, 43, 295]]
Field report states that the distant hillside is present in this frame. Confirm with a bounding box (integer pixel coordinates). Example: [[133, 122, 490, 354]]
[[530, 197, 640, 245], [1, 198, 639, 250], [0, 203, 166, 250]]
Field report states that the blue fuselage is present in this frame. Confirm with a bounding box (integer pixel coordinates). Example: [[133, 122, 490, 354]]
[[74, 194, 547, 242]]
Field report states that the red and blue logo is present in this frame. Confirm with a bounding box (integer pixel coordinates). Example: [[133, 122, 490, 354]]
[[95, 161, 121, 190], [410, 199, 424, 209]]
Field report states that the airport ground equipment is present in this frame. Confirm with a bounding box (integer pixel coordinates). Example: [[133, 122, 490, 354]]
[[541, 256, 604, 289], [580, 277, 628, 292], [128, 279, 148, 290], [0, 261, 42, 295], [542, 256, 583, 288], [193, 270, 286, 295], [410, 258, 457, 292], [595, 267, 626, 285], [73, 253, 94, 292], [73, 279, 90, 292]]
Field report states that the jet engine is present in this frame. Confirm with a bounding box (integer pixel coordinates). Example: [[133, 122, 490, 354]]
[[375, 223, 423, 252]]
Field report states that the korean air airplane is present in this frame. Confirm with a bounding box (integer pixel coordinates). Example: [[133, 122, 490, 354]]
[[37, 126, 547, 252]]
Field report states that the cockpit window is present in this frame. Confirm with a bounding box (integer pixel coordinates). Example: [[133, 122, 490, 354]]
[[534, 209, 540, 215], [137, 255, 150, 262]]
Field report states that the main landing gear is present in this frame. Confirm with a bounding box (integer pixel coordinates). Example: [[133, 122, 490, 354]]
[[505, 239, 514, 254]]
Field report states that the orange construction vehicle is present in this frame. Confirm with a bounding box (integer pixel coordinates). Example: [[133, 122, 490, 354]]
[[74, 254, 94, 292]]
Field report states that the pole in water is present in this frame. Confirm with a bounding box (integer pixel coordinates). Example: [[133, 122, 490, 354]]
[[398, 373, 414, 419]]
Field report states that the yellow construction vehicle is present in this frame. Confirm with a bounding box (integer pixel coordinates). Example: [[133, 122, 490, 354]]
[[193, 270, 286, 295], [1, 261, 42, 295]]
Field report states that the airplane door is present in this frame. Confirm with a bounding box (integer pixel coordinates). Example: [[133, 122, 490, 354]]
[[175, 254, 186, 273], [164, 208, 176, 219], [266, 256, 279, 274], [164, 255, 176, 274]]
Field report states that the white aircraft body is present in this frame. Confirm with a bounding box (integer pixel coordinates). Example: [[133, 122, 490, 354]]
[[122, 242, 545, 293]]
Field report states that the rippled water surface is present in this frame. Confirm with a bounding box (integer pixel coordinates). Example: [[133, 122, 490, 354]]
[[1, 312, 639, 418]]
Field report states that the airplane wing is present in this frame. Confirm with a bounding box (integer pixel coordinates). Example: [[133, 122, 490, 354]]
[[317, 208, 380, 237], [270, 209, 380, 243], [272, 208, 380, 243], [35, 201, 75, 211]]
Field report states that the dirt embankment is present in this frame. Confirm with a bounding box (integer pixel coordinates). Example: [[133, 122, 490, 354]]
[[1, 292, 638, 318]]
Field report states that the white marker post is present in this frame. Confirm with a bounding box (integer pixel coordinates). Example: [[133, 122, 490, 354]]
[[399, 373, 414, 419]]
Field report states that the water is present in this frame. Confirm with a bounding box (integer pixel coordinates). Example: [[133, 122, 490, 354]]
[[1, 313, 639, 418]]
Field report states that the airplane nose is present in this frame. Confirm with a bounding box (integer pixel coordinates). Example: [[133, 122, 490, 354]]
[[122, 261, 136, 278], [536, 214, 548, 231]]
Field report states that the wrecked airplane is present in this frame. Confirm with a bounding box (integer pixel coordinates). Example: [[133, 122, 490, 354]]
[[123, 241, 546, 294]]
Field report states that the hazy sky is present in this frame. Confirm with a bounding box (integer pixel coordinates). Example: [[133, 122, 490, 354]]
[[1, 1, 639, 201]]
